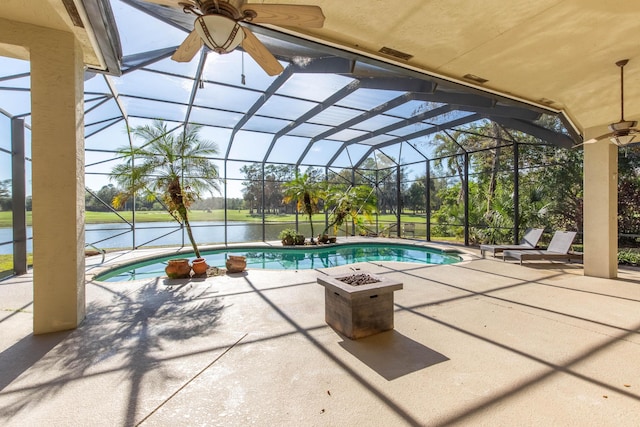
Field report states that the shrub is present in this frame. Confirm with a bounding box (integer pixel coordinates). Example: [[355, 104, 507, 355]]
[[618, 249, 640, 266], [278, 228, 297, 245]]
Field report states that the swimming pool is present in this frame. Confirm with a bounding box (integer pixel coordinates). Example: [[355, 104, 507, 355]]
[[94, 242, 462, 282]]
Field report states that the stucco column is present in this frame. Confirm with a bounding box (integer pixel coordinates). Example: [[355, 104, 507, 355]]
[[30, 29, 86, 333], [583, 128, 617, 278]]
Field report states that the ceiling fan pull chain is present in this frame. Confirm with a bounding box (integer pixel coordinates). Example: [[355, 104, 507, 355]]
[[241, 50, 246, 85]]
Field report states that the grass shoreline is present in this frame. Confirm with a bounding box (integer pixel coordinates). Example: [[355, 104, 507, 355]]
[[0, 210, 425, 228]]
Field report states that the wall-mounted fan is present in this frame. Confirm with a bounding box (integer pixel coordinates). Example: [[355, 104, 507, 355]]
[[143, 0, 325, 76], [579, 59, 639, 147]]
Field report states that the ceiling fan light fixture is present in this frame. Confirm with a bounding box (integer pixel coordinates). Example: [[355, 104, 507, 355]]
[[610, 133, 637, 146], [195, 15, 245, 54]]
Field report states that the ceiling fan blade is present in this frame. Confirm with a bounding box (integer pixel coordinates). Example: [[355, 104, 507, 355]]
[[241, 4, 325, 28], [572, 133, 610, 148], [140, 0, 192, 7], [241, 27, 284, 76], [171, 30, 203, 62]]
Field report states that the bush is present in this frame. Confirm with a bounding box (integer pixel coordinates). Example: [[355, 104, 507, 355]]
[[618, 249, 640, 266], [278, 228, 297, 245]]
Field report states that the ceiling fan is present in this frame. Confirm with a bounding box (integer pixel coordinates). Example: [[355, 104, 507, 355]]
[[579, 59, 639, 147], [142, 0, 325, 76]]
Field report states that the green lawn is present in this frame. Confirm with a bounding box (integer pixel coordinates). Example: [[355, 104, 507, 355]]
[[0, 210, 414, 227]]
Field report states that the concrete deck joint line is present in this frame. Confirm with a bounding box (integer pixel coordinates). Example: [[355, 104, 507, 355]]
[[135, 333, 248, 426]]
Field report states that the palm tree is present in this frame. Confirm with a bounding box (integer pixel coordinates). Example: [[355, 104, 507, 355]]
[[322, 184, 377, 236], [282, 172, 324, 243], [110, 120, 220, 258]]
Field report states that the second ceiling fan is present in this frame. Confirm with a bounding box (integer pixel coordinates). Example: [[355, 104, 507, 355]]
[[580, 59, 639, 147], [143, 0, 325, 76]]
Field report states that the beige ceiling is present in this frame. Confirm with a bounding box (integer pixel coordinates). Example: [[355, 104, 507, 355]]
[[2, 0, 640, 137], [264, 0, 640, 136], [0, 0, 104, 69]]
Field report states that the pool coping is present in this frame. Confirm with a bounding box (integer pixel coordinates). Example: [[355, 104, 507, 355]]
[[85, 237, 475, 283]]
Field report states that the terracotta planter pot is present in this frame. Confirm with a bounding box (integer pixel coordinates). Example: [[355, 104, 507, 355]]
[[191, 257, 208, 275], [226, 255, 246, 273], [282, 237, 294, 246], [165, 258, 191, 279]]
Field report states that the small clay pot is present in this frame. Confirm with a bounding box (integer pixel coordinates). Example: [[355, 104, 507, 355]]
[[226, 255, 246, 273], [191, 257, 208, 275], [165, 258, 191, 279]]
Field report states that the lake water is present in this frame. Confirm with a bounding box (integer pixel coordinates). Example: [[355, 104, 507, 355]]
[[0, 221, 322, 255]]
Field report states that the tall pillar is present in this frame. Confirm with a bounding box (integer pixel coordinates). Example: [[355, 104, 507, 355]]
[[30, 29, 86, 333], [583, 127, 617, 278], [11, 118, 27, 274]]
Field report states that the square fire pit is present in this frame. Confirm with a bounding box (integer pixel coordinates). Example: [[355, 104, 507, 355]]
[[317, 272, 403, 339]]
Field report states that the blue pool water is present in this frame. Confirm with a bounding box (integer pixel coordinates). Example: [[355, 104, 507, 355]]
[[94, 243, 462, 282]]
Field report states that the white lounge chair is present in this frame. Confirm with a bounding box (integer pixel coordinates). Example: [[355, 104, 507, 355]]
[[479, 228, 544, 257], [503, 230, 582, 265]]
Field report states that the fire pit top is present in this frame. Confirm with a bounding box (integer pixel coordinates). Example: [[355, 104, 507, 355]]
[[336, 273, 381, 286], [317, 271, 402, 299]]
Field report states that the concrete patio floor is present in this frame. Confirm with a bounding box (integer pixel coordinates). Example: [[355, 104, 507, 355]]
[[1, 239, 639, 426]]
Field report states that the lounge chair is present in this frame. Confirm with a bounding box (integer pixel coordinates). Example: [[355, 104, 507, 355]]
[[503, 230, 582, 265], [403, 223, 415, 237], [479, 228, 544, 257]]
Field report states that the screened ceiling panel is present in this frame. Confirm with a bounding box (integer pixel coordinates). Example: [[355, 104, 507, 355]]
[[122, 97, 188, 122], [193, 84, 263, 111], [144, 56, 201, 79], [329, 128, 368, 142], [331, 143, 373, 168], [353, 114, 404, 132], [287, 122, 332, 138], [85, 74, 112, 94], [255, 95, 317, 121], [300, 139, 344, 166], [385, 100, 444, 119], [417, 135, 466, 158], [85, 121, 128, 150], [330, 149, 354, 168], [378, 145, 401, 164], [113, 69, 192, 104], [0, 90, 31, 121], [85, 149, 125, 173], [1, 76, 30, 89], [400, 141, 428, 164], [0, 114, 10, 151], [241, 115, 290, 134], [277, 74, 355, 102], [266, 136, 309, 164], [197, 126, 232, 155], [356, 134, 396, 146], [85, 99, 124, 126], [0, 57, 29, 77], [227, 131, 273, 161], [188, 106, 244, 128], [336, 88, 405, 110], [311, 106, 364, 126], [387, 122, 435, 137], [85, 118, 123, 139], [85, 95, 110, 111], [427, 110, 477, 126]]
